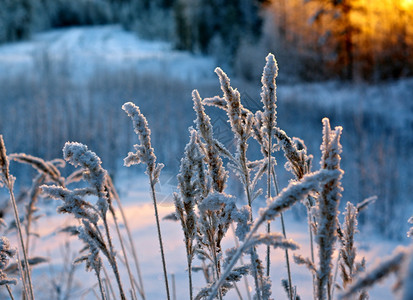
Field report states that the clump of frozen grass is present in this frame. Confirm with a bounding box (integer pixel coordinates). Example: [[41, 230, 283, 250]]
[[177, 85, 265, 299], [171, 125, 244, 299], [213, 64, 270, 300], [192, 55, 349, 300], [293, 119, 344, 300], [199, 54, 314, 299], [207, 168, 341, 300], [122, 102, 170, 300], [191, 90, 249, 299], [42, 142, 126, 300]]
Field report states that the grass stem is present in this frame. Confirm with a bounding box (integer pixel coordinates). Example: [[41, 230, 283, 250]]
[[149, 175, 171, 300], [111, 210, 138, 299], [271, 167, 294, 300], [96, 268, 108, 300], [102, 214, 126, 300], [7, 180, 34, 300], [108, 179, 146, 299], [6, 284, 15, 300], [266, 134, 272, 278]]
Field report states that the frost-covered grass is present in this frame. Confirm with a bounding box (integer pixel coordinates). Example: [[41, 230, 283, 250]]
[[1, 51, 412, 300]]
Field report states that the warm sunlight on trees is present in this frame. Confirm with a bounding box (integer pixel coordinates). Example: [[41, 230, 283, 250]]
[[401, 0, 413, 9], [266, 0, 413, 81]]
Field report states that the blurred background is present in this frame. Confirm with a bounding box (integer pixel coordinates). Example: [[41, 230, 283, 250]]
[[0, 0, 412, 239]]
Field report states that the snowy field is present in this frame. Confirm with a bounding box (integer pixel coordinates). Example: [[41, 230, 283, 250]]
[[0, 25, 412, 299], [0, 25, 216, 84]]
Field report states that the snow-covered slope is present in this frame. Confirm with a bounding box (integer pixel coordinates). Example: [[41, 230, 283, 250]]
[[0, 25, 216, 84]]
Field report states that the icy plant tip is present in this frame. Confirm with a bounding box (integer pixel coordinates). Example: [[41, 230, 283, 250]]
[[122, 102, 157, 172], [260, 53, 278, 135]]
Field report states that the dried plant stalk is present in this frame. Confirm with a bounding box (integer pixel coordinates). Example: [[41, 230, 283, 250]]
[[315, 119, 344, 300], [0, 135, 34, 300], [123, 102, 170, 300]]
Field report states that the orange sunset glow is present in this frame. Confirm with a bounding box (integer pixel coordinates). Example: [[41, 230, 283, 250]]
[[267, 0, 413, 80], [401, 0, 413, 8]]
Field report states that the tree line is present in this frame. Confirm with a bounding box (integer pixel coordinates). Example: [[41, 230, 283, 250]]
[[1, 0, 412, 79]]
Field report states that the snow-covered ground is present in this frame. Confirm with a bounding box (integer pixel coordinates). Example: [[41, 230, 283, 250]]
[[0, 25, 216, 84]]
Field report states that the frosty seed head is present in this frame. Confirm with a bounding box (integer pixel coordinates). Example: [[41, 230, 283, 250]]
[[321, 118, 343, 171], [274, 128, 311, 179], [260, 53, 278, 135], [63, 142, 109, 214], [122, 102, 157, 173], [63, 142, 102, 171], [215, 68, 244, 139], [192, 90, 214, 143], [178, 131, 197, 200], [192, 90, 228, 193], [175, 131, 200, 250]]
